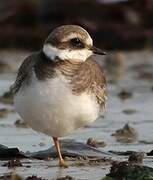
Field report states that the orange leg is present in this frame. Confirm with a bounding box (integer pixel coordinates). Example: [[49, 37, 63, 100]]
[[53, 137, 68, 167]]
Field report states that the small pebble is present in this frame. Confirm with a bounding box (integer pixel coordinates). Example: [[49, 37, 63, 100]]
[[86, 137, 106, 148], [39, 142, 45, 147], [118, 90, 132, 100], [112, 123, 138, 143], [122, 109, 137, 115], [15, 119, 28, 128], [128, 152, 146, 164]]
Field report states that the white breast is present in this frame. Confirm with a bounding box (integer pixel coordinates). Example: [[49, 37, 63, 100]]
[[14, 73, 100, 137]]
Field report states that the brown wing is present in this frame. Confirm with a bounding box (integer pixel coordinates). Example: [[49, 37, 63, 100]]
[[57, 57, 107, 107], [10, 52, 38, 94], [71, 57, 107, 108]]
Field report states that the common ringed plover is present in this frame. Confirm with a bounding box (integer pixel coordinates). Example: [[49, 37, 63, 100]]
[[11, 25, 107, 167]]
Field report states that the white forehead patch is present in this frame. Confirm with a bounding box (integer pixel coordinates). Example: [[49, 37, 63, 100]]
[[43, 44, 93, 61], [62, 32, 93, 46]]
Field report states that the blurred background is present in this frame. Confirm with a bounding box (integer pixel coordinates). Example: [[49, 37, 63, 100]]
[[0, 0, 153, 178], [0, 0, 153, 50]]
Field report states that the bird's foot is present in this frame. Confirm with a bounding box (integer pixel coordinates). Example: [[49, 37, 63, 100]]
[[59, 159, 68, 168]]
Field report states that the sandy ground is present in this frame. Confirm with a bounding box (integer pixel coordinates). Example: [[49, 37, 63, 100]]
[[0, 50, 153, 179]]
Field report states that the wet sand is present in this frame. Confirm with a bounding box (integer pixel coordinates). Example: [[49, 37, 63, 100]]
[[0, 50, 153, 179]]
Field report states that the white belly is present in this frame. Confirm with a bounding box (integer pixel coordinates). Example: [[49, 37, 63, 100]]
[[14, 73, 100, 137]]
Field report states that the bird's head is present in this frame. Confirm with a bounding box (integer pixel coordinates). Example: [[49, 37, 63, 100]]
[[43, 25, 106, 62]]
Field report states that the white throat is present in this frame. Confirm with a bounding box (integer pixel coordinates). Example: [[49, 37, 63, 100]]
[[43, 44, 93, 62]]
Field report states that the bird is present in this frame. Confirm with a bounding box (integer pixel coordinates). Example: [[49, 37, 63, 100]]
[[11, 25, 107, 167]]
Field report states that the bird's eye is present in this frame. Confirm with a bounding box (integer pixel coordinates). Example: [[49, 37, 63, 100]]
[[71, 38, 80, 44], [70, 38, 84, 48]]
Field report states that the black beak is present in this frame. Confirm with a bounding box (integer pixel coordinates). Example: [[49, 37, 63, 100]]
[[90, 46, 106, 55]]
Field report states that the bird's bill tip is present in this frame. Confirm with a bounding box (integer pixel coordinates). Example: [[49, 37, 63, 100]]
[[90, 46, 106, 55]]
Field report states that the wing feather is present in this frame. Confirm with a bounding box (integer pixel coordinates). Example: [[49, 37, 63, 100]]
[[11, 52, 38, 94]]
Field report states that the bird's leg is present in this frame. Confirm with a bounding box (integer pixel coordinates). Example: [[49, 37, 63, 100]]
[[53, 137, 68, 167]]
